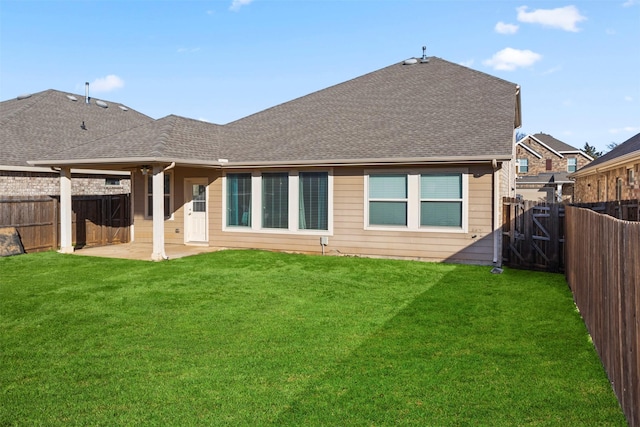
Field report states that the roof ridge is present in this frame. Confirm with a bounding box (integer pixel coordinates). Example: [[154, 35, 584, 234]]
[[151, 115, 179, 157]]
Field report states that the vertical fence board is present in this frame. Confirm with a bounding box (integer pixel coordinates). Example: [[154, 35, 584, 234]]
[[0, 195, 130, 253], [566, 206, 640, 427]]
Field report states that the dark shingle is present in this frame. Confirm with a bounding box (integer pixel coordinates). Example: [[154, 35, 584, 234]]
[[576, 132, 640, 172], [0, 90, 153, 166], [16, 57, 520, 166]]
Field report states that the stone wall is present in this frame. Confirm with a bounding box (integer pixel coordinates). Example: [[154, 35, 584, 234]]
[[0, 171, 131, 197]]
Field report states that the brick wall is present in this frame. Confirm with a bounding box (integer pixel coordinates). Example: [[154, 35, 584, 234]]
[[516, 139, 591, 176], [574, 161, 640, 202], [0, 171, 131, 197]]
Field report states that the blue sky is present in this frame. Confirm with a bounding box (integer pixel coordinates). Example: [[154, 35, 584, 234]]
[[1, 0, 638, 152]]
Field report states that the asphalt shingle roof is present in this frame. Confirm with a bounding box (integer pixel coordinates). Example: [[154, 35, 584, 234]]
[[6, 57, 520, 167], [576, 132, 640, 172], [222, 57, 519, 163], [0, 90, 152, 167], [532, 133, 582, 153]]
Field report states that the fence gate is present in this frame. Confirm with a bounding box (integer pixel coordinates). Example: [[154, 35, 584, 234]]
[[502, 198, 565, 272]]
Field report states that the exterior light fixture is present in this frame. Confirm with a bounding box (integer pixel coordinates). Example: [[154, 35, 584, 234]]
[[140, 165, 151, 175]]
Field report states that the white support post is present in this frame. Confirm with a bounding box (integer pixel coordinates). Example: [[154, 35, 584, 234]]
[[151, 165, 167, 261], [59, 167, 74, 254]]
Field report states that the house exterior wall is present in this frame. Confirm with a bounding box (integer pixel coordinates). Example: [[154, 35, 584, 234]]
[[573, 159, 640, 202], [0, 170, 130, 197], [515, 140, 590, 176], [131, 164, 500, 265]]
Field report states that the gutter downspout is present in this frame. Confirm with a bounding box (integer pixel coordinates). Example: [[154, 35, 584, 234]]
[[492, 159, 501, 266]]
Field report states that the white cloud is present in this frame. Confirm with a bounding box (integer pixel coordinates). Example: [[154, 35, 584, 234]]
[[625, 96, 633, 102], [623, 0, 638, 7], [516, 5, 586, 32], [90, 75, 124, 93], [230, 0, 253, 11], [495, 21, 519, 34], [609, 126, 640, 134], [483, 48, 542, 71], [541, 65, 562, 75], [459, 59, 474, 67]]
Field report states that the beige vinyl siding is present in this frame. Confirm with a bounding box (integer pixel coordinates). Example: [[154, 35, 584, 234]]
[[133, 167, 219, 245], [210, 164, 496, 264], [132, 164, 496, 264]]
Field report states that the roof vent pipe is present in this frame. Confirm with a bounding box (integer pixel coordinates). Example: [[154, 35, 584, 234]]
[[420, 46, 429, 63], [85, 82, 90, 104]]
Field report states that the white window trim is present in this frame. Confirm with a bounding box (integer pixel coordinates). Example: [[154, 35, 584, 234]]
[[222, 169, 333, 235], [144, 171, 174, 221], [516, 158, 529, 174], [364, 168, 468, 233], [567, 158, 577, 173]]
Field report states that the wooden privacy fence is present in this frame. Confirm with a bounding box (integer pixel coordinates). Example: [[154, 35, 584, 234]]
[[565, 206, 640, 427], [502, 198, 565, 272], [0, 195, 130, 253]]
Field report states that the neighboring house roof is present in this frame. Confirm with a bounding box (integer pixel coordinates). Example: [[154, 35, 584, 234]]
[[0, 89, 153, 168], [516, 133, 593, 160], [571, 132, 640, 177], [27, 57, 521, 168], [517, 172, 573, 185]]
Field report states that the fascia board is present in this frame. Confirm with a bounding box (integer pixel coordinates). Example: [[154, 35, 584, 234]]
[[221, 155, 512, 169], [529, 135, 564, 158], [516, 141, 543, 158], [0, 164, 130, 175], [559, 150, 594, 161], [27, 157, 226, 168], [570, 151, 640, 178]]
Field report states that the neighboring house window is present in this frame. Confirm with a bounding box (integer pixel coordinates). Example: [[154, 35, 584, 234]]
[[567, 158, 577, 173], [368, 174, 408, 226], [628, 168, 635, 186], [227, 173, 252, 226], [299, 172, 328, 230], [517, 158, 528, 174], [546, 159, 552, 171], [616, 178, 623, 200], [146, 173, 172, 218], [262, 172, 289, 229], [105, 177, 121, 186], [420, 173, 462, 227], [365, 170, 467, 232], [223, 171, 332, 233]]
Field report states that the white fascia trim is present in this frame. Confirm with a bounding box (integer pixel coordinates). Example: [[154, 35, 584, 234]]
[[570, 151, 640, 178], [516, 141, 543, 159], [559, 150, 594, 161], [27, 157, 225, 168], [0, 164, 130, 175], [222, 156, 511, 169], [528, 135, 564, 158]]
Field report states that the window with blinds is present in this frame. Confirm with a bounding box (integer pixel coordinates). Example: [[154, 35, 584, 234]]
[[299, 172, 328, 230], [262, 173, 289, 229], [365, 169, 467, 232], [420, 173, 462, 227], [368, 174, 408, 226], [227, 173, 252, 226]]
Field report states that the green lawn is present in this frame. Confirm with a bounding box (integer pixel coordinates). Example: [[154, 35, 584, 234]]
[[0, 250, 625, 426]]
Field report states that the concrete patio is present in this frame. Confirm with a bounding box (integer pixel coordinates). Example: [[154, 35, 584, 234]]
[[73, 242, 220, 261]]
